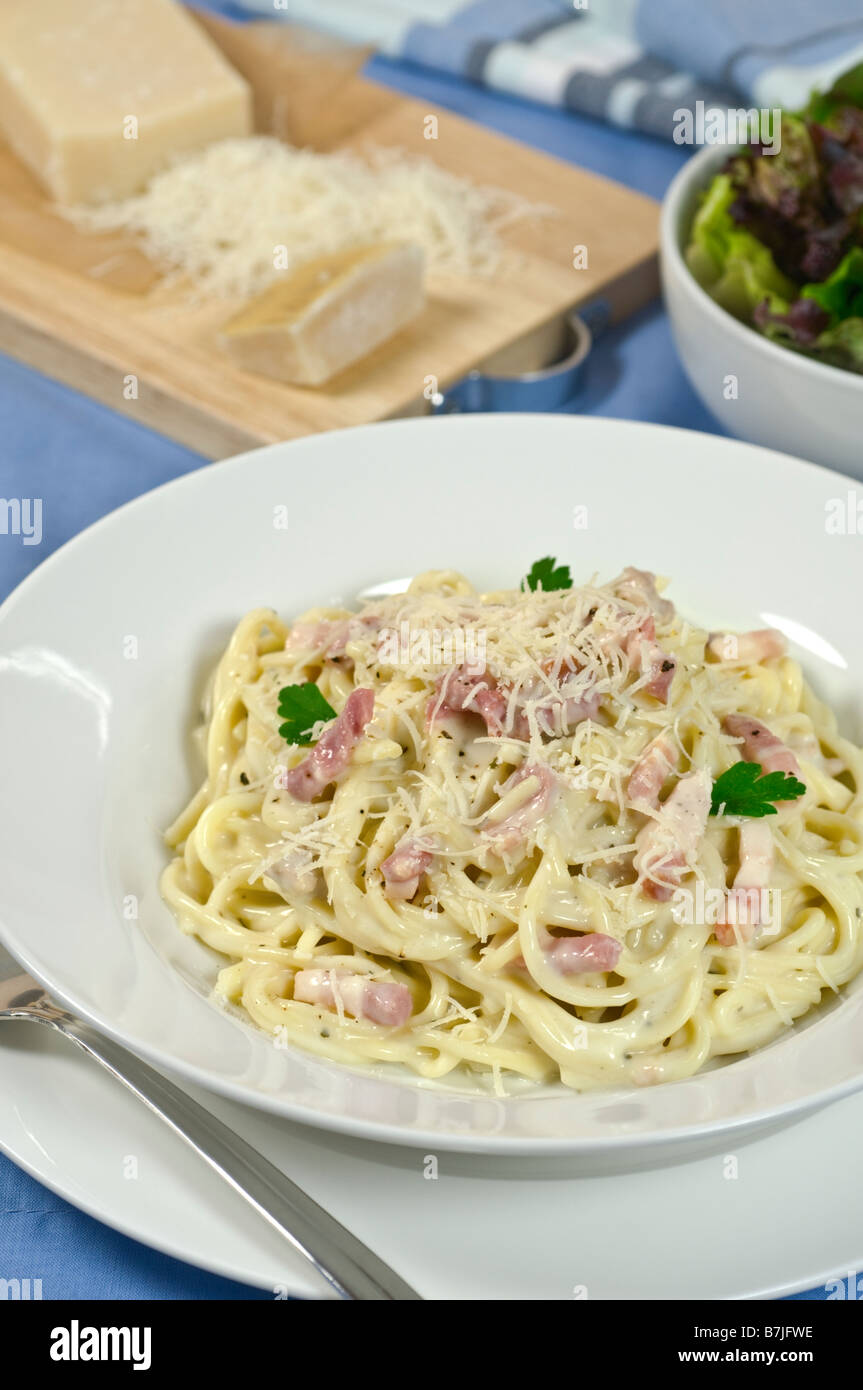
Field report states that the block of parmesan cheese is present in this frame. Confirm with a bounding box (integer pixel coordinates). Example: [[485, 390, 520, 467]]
[[0, 0, 252, 203], [219, 243, 426, 386]]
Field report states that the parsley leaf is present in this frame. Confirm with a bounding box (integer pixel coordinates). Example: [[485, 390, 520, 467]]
[[710, 761, 806, 818], [277, 682, 336, 746], [523, 556, 572, 593]]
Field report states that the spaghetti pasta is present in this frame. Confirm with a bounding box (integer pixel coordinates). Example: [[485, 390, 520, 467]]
[[161, 568, 863, 1092]]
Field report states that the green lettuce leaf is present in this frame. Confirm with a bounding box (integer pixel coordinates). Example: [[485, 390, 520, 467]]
[[684, 173, 795, 322], [802, 247, 863, 323], [803, 62, 863, 125], [813, 316, 863, 372]]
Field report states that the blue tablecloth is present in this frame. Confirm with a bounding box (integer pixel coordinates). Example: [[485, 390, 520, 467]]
[[0, 10, 827, 1302]]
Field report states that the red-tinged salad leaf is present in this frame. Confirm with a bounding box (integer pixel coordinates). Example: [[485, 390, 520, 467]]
[[755, 250, 863, 368], [798, 215, 857, 283], [811, 112, 863, 217], [718, 117, 829, 283], [754, 295, 830, 347]]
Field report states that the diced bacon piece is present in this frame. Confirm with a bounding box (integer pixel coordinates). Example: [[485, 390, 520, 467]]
[[627, 613, 654, 646], [285, 618, 348, 656], [511, 653, 601, 738], [427, 666, 530, 740], [637, 857, 682, 902], [286, 615, 379, 659], [714, 890, 763, 944], [361, 980, 414, 1026], [624, 617, 677, 703], [565, 689, 602, 727], [634, 770, 712, 901], [285, 688, 375, 801], [639, 645, 677, 702], [516, 682, 601, 737], [294, 969, 335, 1007], [381, 838, 434, 901], [475, 685, 521, 738], [587, 608, 674, 699], [613, 567, 675, 623], [736, 820, 775, 890], [627, 735, 679, 809], [430, 660, 600, 743], [547, 932, 621, 974], [589, 607, 650, 661], [293, 969, 412, 1026], [342, 614, 381, 653], [723, 714, 800, 778], [483, 762, 558, 853], [429, 667, 489, 726], [715, 822, 775, 945], [536, 686, 602, 736], [429, 666, 473, 719], [707, 629, 787, 663]]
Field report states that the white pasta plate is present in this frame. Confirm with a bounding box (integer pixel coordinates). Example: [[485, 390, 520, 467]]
[[1, 414, 862, 1161]]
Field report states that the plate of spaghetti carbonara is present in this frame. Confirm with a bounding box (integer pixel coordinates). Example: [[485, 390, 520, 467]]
[[3, 414, 863, 1155], [161, 559, 863, 1094]]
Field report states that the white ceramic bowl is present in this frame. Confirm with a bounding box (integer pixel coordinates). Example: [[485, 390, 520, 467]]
[[1, 415, 862, 1160], [661, 145, 863, 481]]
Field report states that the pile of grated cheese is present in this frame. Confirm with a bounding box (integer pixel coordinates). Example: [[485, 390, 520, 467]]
[[284, 575, 696, 780], [263, 572, 708, 885], [63, 136, 549, 298]]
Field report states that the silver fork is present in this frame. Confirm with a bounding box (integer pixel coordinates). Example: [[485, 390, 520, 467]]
[[0, 967, 421, 1301]]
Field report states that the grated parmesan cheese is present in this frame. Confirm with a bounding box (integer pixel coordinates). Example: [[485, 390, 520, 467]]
[[63, 135, 550, 298]]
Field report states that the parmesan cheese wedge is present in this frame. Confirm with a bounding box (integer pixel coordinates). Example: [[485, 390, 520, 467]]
[[218, 242, 426, 386], [0, 0, 252, 203]]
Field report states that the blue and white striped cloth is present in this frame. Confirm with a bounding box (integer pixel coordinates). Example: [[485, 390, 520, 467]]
[[235, 0, 863, 139]]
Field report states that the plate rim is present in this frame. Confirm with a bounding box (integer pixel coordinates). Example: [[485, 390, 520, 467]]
[[0, 1041, 853, 1301], [0, 413, 854, 636]]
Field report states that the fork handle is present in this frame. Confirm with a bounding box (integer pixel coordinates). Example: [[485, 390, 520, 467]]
[[61, 1017, 421, 1300]]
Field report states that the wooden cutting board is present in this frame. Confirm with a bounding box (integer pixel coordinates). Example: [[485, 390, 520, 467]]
[[0, 12, 659, 460]]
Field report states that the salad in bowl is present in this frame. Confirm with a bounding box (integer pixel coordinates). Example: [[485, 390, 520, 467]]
[[685, 77, 863, 376]]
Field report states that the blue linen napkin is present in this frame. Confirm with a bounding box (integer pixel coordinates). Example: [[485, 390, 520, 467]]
[[233, 0, 863, 138]]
